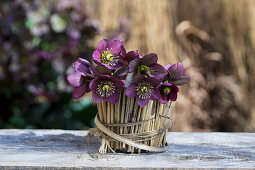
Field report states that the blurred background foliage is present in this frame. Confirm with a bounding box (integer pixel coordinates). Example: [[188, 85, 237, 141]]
[[0, 0, 255, 131], [0, 0, 102, 129]]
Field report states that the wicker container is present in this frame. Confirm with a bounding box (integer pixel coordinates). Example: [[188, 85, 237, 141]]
[[90, 90, 173, 154]]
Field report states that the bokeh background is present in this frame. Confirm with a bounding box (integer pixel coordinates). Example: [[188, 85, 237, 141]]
[[1, 0, 254, 132]]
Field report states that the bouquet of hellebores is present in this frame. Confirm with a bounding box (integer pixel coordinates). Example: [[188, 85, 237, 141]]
[[67, 39, 190, 154]]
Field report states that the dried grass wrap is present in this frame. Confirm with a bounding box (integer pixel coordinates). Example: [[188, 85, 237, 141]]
[[88, 91, 173, 154]]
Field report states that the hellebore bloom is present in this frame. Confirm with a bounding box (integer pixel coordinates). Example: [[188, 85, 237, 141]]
[[67, 58, 93, 99], [89, 75, 124, 104], [159, 83, 179, 104], [165, 63, 191, 86], [126, 75, 161, 107], [126, 53, 167, 87], [92, 39, 126, 70]]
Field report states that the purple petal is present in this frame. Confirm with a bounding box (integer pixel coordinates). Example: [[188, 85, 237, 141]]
[[102, 59, 124, 70], [164, 64, 171, 70], [92, 90, 104, 103], [168, 63, 185, 79], [108, 40, 123, 54], [169, 91, 177, 101], [120, 45, 127, 57], [106, 91, 120, 104], [96, 39, 108, 53], [162, 82, 174, 87], [113, 65, 128, 78], [146, 77, 161, 87], [133, 75, 145, 84], [136, 97, 149, 107], [92, 50, 102, 64], [117, 55, 127, 65], [73, 60, 91, 75], [67, 72, 83, 87], [125, 51, 139, 62], [129, 58, 141, 72], [141, 53, 158, 66], [93, 65, 111, 76], [89, 77, 101, 90], [73, 84, 88, 99], [126, 84, 136, 98], [172, 76, 191, 86], [171, 84, 179, 92], [150, 87, 160, 101], [77, 58, 91, 68], [149, 63, 168, 79], [100, 75, 112, 79], [111, 77, 124, 89], [160, 94, 169, 104]]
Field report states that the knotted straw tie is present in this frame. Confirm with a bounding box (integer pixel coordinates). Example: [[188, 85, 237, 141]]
[[90, 114, 170, 153]]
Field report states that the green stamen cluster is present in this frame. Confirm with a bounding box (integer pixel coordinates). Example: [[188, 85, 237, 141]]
[[137, 65, 150, 75], [136, 81, 153, 99], [97, 80, 115, 97], [162, 87, 171, 94], [101, 48, 119, 66]]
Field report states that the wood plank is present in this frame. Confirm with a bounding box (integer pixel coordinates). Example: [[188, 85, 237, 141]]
[[0, 130, 254, 169]]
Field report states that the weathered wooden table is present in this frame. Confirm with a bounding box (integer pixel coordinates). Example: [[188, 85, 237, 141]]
[[0, 130, 254, 169]]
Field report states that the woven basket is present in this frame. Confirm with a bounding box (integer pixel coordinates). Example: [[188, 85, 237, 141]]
[[89, 90, 173, 154]]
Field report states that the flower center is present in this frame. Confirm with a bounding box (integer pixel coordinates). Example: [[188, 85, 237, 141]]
[[162, 87, 171, 94], [96, 80, 115, 97], [136, 81, 153, 99], [137, 65, 150, 75], [101, 49, 119, 66], [102, 84, 110, 92]]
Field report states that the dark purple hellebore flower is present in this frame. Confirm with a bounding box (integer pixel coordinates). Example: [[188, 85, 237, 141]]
[[126, 75, 161, 107], [125, 53, 167, 87], [89, 75, 124, 104], [92, 39, 126, 70], [67, 58, 93, 99], [165, 63, 191, 86], [159, 83, 179, 104]]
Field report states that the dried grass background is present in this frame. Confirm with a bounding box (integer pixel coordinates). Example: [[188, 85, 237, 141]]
[[84, 0, 255, 132]]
